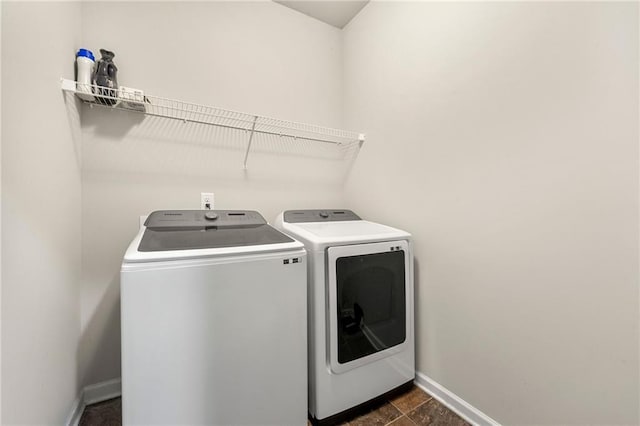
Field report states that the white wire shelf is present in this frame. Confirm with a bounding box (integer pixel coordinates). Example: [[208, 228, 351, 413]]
[[61, 78, 364, 170]]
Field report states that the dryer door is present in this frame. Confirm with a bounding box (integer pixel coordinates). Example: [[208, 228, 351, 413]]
[[327, 240, 411, 374]]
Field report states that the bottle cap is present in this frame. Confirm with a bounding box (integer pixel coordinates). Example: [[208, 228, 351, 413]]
[[76, 48, 95, 62]]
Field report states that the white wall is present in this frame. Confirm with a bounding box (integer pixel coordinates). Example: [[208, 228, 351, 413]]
[[2, 3, 636, 424], [0, 0, 4, 420], [343, 2, 639, 424], [79, 1, 345, 386], [1, 2, 83, 424]]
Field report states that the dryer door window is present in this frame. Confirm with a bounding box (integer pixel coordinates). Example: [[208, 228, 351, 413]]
[[327, 240, 411, 374]]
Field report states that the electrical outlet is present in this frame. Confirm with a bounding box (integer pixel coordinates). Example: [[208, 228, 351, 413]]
[[201, 192, 214, 210]]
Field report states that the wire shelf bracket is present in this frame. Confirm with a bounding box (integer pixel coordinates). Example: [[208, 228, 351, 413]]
[[243, 115, 259, 170]]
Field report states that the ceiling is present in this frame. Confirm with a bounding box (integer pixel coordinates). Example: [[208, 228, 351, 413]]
[[274, 1, 369, 29]]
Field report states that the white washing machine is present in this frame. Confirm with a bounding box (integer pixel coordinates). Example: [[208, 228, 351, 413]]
[[274, 209, 415, 425], [121, 210, 307, 426]]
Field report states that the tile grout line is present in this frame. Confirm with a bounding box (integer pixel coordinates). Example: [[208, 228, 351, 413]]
[[384, 414, 419, 426], [405, 395, 434, 416], [403, 414, 419, 426], [384, 391, 435, 426], [388, 398, 403, 413], [388, 392, 434, 415]]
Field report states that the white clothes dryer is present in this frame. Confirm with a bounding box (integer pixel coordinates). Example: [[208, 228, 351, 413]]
[[121, 210, 307, 426], [274, 209, 415, 425]]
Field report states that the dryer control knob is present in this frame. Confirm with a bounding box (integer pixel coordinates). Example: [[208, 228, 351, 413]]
[[205, 212, 218, 221], [319, 211, 329, 218]]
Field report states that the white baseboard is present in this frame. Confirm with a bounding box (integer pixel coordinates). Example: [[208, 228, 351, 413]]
[[68, 374, 492, 426], [64, 395, 84, 426], [414, 371, 500, 426], [66, 378, 122, 426], [83, 377, 122, 405]]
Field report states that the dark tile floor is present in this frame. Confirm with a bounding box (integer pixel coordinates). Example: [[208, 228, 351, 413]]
[[79, 398, 121, 426], [79, 385, 469, 426], [338, 385, 470, 426]]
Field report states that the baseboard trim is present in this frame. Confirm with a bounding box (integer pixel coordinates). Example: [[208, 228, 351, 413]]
[[64, 395, 84, 426], [414, 371, 500, 426], [83, 377, 122, 405], [66, 378, 122, 426], [67, 375, 494, 426]]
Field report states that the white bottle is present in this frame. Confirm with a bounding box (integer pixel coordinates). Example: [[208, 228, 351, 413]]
[[76, 48, 95, 101]]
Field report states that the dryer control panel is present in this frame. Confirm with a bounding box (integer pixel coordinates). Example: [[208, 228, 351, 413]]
[[284, 209, 361, 223]]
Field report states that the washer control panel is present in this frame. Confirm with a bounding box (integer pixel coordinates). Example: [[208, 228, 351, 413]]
[[283, 209, 361, 223], [145, 210, 266, 229], [139, 210, 293, 252]]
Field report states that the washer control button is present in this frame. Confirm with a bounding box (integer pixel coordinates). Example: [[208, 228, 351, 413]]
[[319, 211, 329, 218], [204, 212, 219, 221]]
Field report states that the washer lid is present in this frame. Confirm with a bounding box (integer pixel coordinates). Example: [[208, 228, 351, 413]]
[[139, 210, 293, 252]]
